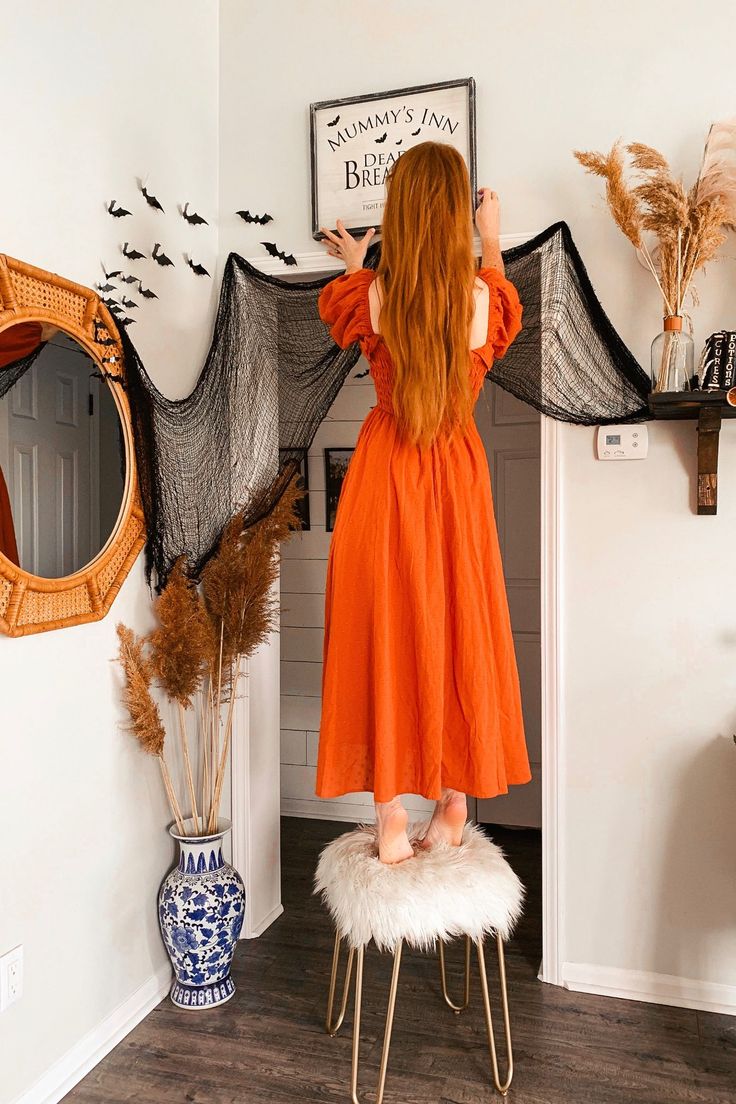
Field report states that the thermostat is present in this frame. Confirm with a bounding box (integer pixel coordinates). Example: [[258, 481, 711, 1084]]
[[596, 424, 648, 460]]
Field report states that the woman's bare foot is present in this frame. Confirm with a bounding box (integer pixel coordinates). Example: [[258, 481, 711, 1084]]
[[375, 796, 414, 864], [418, 788, 467, 849]]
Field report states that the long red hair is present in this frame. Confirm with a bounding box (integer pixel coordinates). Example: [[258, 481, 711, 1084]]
[[376, 142, 477, 449]]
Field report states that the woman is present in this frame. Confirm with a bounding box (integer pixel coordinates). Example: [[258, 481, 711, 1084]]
[[316, 142, 531, 864]]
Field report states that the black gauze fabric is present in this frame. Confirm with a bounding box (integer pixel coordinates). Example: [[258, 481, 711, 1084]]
[[76, 221, 651, 587]]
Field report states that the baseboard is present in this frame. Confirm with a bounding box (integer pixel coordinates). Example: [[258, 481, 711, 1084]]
[[280, 796, 433, 824], [562, 961, 736, 1017], [11, 963, 172, 1104], [243, 901, 284, 939]]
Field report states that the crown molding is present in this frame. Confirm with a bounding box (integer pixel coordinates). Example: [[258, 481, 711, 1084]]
[[242, 231, 536, 277]]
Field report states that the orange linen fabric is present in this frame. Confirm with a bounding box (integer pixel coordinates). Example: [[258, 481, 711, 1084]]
[[0, 321, 43, 370], [0, 466, 19, 567], [315, 266, 532, 803]]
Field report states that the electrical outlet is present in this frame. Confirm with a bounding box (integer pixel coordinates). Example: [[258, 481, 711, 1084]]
[[0, 946, 23, 1011]]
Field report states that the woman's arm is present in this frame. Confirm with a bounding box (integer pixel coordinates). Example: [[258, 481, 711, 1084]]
[[475, 188, 505, 276]]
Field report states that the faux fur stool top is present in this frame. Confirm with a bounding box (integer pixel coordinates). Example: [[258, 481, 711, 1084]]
[[314, 820, 524, 952]]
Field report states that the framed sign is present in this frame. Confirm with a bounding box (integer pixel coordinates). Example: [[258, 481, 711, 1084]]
[[324, 447, 354, 532], [310, 77, 476, 240]]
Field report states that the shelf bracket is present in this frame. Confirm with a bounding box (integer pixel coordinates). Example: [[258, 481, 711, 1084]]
[[697, 404, 722, 515]]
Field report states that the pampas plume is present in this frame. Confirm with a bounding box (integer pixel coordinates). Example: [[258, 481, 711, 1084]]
[[575, 125, 734, 317], [116, 469, 304, 837], [116, 623, 165, 756]]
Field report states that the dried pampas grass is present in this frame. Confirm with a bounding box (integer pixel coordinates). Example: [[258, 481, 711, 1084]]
[[116, 469, 304, 837], [574, 123, 734, 318]]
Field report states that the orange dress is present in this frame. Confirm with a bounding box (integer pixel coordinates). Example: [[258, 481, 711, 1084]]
[[315, 265, 532, 803]]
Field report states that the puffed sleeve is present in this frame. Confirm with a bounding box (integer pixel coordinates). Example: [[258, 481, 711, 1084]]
[[318, 268, 375, 349], [475, 266, 523, 368]]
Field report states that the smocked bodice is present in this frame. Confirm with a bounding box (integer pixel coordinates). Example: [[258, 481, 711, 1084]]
[[317, 265, 524, 416]]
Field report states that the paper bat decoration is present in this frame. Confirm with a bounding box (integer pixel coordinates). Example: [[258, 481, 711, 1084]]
[[103, 268, 122, 280], [121, 297, 138, 309], [117, 316, 136, 328], [94, 367, 126, 383], [138, 284, 158, 300], [103, 298, 122, 310], [122, 243, 146, 260], [236, 209, 273, 225], [120, 273, 140, 284], [182, 202, 209, 226], [152, 243, 174, 267], [97, 282, 116, 294], [261, 241, 297, 267], [326, 114, 340, 127], [141, 184, 164, 212], [375, 132, 388, 144], [107, 200, 131, 218], [186, 257, 211, 277]]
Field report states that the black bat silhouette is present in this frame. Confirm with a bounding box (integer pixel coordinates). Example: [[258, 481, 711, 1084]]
[[411, 127, 421, 136], [261, 241, 297, 267], [236, 209, 273, 225], [186, 257, 211, 277], [140, 184, 164, 212], [395, 139, 403, 145], [121, 297, 138, 309], [122, 243, 146, 260], [97, 282, 116, 294], [117, 316, 136, 328], [103, 268, 122, 280], [120, 273, 139, 284], [152, 243, 174, 267], [103, 298, 122, 310], [138, 284, 158, 300], [326, 114, 340, 127], [182, 202, 209, 226], [374, 132, 388, 144], [107, 200, 131, 218], [96, 337, 119, 347]]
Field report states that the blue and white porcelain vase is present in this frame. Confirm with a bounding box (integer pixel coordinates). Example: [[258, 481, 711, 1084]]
[[158, 818, 245, 1010]]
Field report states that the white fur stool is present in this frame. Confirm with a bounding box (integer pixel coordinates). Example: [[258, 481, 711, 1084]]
[[314, 818, 524, 1102]]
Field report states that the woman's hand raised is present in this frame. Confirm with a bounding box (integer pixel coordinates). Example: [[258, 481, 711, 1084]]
[[475, 188, 500, 243], [320, 219, 376, 273]]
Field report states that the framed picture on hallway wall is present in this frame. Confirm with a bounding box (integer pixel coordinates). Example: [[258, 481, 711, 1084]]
[[310, 77, 477, 240], [324, 447, 354, 532]]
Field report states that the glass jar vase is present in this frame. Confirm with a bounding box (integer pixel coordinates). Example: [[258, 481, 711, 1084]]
[[651, 315, 694, 393]]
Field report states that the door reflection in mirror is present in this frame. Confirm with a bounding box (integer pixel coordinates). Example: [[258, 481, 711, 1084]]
[[0, 326, 126, 579]]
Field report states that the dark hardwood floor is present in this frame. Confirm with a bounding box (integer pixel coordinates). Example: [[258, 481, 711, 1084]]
[[65, 817, 736, 1103]]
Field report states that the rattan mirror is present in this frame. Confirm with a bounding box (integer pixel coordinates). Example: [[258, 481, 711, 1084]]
[[0, 254, 146, 636]]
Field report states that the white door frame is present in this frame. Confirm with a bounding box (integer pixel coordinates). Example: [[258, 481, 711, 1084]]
[[540, 415, 564, 985]]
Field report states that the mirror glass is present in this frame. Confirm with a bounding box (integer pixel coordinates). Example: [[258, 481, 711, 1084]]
[[0, 324, 126, 578]]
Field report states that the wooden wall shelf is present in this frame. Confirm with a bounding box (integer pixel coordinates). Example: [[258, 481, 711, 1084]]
[[648, 390, 736, 515]]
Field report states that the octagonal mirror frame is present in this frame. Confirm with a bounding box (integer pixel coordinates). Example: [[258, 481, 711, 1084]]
[[0, 253, 146, 636]]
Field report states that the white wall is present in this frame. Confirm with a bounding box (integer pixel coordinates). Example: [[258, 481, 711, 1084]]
[[221, 0, 736, 1009], [0, 4, 219, 1102]]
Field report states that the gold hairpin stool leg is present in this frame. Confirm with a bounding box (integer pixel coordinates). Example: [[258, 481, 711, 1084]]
[[347, 940, 403, 1104], [326, 931, 355, 1036], [438, 934, 471, 1013], [476, 934, 514, 1096]]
